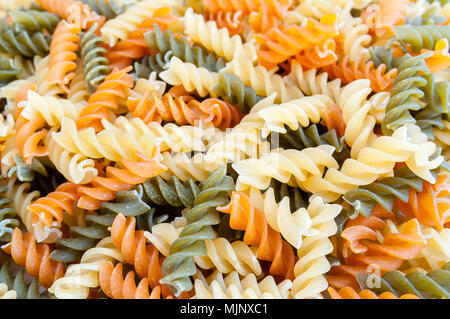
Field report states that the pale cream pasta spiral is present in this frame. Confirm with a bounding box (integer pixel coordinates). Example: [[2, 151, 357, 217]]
[[0, 283, 16, 299]]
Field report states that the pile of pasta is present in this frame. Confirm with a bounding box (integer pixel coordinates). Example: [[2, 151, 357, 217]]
[[0, 0, 448, 300]]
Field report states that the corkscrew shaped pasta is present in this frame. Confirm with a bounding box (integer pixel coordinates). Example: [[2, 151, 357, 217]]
[[183, 8, 256, 61], [217, 191, 297, 280], [285, 198, 341, 297], [395, 172, 450, 230], [67, 63, 89, 105], [100, 186, 152, 217], [356, 262, 450, 299], [303, 124, 443, 202], [233, 144, 338, 191], [0, 57, 21, 85], [144, 23, 226, 73], [134, 52, 173, 76], [99, 261, 162, 299], [17, 90, 84, 164], [0, 283, 15, 299], [0, 185, 18, 243], [4, 176, 62, 244], [80, 23, 110, 93], [204, 11, 245, 36], [110, 214, 183, 299], [223, 50, 304, 103], [76, 66, 134, 131], [254, 14, 339, 68], [79, 0, 125, 19], [381, 53, 431, 136], [0, 26, 52, 57], [49, 237, 124, 299], [328, 214, 428, 289], [100, 0, 183, 47], [393, 24, 450, 53], [47, 20, 81, 93], [157, 151, 213, 183], [1, 228, 65, 288], [34, 55, 65, 96], [327, 286, 419, 299], [107, 7, 179, 70], [324, 57, 398, 93], [50, 213, 115, 263], [193, 271, 292, 299], [7, 9, 60, 33], [284, 60, 342, 102], [245, 187, 318, 249], [141, 175, 199, 208], [76, 152, 167, 210], [203, 0, 292, 19], [410, 227, 450, 271], [343, 165, 428, 218], [0, 258, 54, 299], [127, 90, 241, 130], [160, 166, 234, 296]]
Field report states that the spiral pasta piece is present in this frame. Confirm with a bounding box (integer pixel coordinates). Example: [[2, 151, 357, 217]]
[[49, 237, 124, 299], [217, 191, 297, 281], [99, 261, 161, 299], [233, 144, 338, 191], [302, 124, 443, 202], [204, 11, 245, 36], [328, 286, 419, 299], [1, 228, 65, 288], [76, 66, 134, 131], [202, 0, 292, 19], [47, 20, 81, 93], [100, 0, 183, 47], [193, 271, 292, 299], [7, 9, 60, 33], [160, 166, 234, 296]]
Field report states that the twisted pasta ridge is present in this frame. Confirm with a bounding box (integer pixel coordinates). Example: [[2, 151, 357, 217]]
[[381, 54, 431, 136], [302, 124, 443, 202], [395, 172, 450, 230], [34, 55, 65, 96], [223, 50, 304, 103], [266, 179, 309, 211], [233, 144, 339, 191], [7, 9, 60, 33], [27, 181, 81, 229], [80, 0, 125, 19], [434, 120, 450, 161], [4, 176, 62, 244], [127, 90, 242, 129], [76, 152, 167, 210], [159, 56, 218, 97], [67, 63, 89, 104], [158, 151, 213, 183], [49, 237, 124, 299], [0, 283, 15, 299], [100, 186, 152, 216], [202, 0, 292, 19], [356, 262, 450, 299], [80, 23, 110, 93], [17, 90, 83, 164], [183, 8, 256, 61], [141, 175, 199, 208], [134, 51, 173, 76], [1, 228, 65, 288], [100, 0, 183, 47], [412, 227, 450, 271], [324, 57, 398, 93], [35, 0, 105, 30], [193, 271, 292, 299], [328, 214, 428, 289], [217, 191, 297, 281], [145, 23, 226, 73], [99, 261, 162, 299], [204, 11, 245, 36], [0, 57, 21, 85], [0, 27, 51, 57], [50, 213, 114, 263], [247, 186, 322, 249], [47, 20, 81, 93], [160, 166, 234, 296], [76, 66, 134, 131], [0, 185, 18, 243], [337, 79, 390, 158], [290, 195, 341, 298], [106, 7, 179, 69], [343, 165, 427, 218], [339, 17, 371, 63], [254, 14, 339, 68], [0, 258, 54, 299], [327, 286, 419, 299], [284, 60, 341, 102], [110, 214, 184, 298], [393, 24, 450, 53]]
